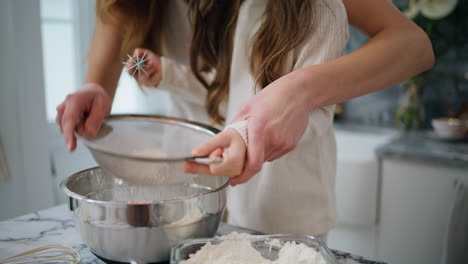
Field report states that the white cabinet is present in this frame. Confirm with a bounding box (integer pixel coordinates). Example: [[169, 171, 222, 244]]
[[328, 129, 395, 260], [334, 130, 395, 226], [378, 158, 467, 264]]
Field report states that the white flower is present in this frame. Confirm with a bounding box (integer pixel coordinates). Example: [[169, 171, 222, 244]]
[[404, 0, 423, 19], [421, 0, 458, 19], [403, 0, 458, 20]]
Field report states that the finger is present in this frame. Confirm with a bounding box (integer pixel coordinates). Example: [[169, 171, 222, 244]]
[[209, 148, 223, 159], [133, 48, 146, 58], [145, 60, 154, 69], [83, 95, 108, 137], [233, 123, 265, 184], [76, 124, 85, 137], [138, 72, 153, 86], [263, 144, 278, 162], [192, 132, 230, 157], [61, 100, 82, 152], [142, 55, 159, 78], [56, 103, 65, 133], [265, 149, 285, 162], [230, 176, 243, 186], [230, 173, 250, 186], [207, 148, 233, 176], [210, 136, 246, 176], [264, 141, 283, 161], [184, 162, 213, 176]]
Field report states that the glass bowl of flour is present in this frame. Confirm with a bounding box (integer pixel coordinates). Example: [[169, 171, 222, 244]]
[[170, 232, 339, 264]]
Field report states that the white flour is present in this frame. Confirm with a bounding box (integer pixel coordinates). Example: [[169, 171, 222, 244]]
[[132, 148, 169, 159], [111, 148, 192, 186], [181, 232, 326, 264]]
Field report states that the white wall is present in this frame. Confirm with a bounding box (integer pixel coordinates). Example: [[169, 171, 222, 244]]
[[0, 0, 54, 220]]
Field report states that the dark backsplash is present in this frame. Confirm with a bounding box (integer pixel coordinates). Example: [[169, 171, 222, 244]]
[[338, 0, 468, 128]]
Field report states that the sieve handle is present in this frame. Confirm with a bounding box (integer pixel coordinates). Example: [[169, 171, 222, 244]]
[[189, 157, 223, 165]]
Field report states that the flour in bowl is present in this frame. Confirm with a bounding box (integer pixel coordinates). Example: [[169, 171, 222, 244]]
[[181, 232, 327, 264]]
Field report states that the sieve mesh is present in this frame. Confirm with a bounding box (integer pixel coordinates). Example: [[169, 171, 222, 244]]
[[79, 115, 218, 185]]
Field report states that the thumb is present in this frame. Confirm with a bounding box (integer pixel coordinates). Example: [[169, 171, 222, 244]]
[[192, 132, 230, 157]]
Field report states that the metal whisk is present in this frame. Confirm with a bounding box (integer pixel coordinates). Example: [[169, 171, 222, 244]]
[[122, 52, 149, 78]]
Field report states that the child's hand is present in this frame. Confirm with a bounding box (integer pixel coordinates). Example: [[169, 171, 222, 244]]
[[184, 128, 246, 181], [126, 48, 162, 87]]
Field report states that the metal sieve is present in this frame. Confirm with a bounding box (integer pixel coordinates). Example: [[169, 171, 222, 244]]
[[79, 114, 222, 185]]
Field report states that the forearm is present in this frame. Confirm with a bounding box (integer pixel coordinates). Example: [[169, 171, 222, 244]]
[[290, 26, 434, 111], [84, 19, 123, 99]]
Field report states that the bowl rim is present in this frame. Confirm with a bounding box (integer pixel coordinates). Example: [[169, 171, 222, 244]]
[[79, 114, 221, 162], [60, 166, 230, 206]]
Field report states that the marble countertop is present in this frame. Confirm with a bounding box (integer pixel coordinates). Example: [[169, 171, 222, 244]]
[[375, 130, 468, 169], [0, 204, 387, 264]]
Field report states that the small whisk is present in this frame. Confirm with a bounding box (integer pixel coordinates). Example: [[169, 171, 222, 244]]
[[0, 245, 81, 264], [122, 52, 149, 78]]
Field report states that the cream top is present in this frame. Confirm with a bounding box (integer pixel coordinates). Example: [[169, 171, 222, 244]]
[[151, 0, 349, 235]]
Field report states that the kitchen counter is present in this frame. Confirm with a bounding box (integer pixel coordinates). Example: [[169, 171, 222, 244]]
[[376, 130, 468, 169], [334, 122, 468, 169], [0, 204, 387, 264]]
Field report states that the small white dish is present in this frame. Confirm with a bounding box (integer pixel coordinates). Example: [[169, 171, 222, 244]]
[[431, 118, 468, 139]]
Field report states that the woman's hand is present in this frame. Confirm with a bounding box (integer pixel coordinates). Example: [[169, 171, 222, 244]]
[[126, 48, 162, 87], [229, 74, 310, 185], [56, 82, 112, 151], [184, 128, 246, 180]]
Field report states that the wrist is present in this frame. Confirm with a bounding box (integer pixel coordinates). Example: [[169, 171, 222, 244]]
[[83, 81, 113, 96], [277, 70, 317, 112], [82, 82, 114, 100], [224, 120, 248, 146], [287, 66, 335, 111]]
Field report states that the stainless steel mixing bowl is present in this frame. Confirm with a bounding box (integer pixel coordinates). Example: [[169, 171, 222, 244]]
[[61, 167, 229, 263]]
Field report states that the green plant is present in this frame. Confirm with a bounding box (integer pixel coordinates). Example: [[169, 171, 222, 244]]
[[395, 0, 460, 130]]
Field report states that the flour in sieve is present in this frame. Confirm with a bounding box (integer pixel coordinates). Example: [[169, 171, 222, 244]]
[[181, 232, 326, 264], [91, 148, 205, 202], [129, 148, 172, 185]]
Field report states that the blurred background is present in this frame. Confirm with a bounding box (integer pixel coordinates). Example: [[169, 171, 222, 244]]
[[0, 1, 466, 264]]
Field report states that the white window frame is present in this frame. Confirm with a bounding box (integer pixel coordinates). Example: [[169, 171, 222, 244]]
[[72, 0, 96, 89]]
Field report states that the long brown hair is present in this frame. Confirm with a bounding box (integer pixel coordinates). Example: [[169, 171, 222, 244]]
[[97, 0, 314, 125]]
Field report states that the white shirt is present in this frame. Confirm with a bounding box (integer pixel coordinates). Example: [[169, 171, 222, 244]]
[[153, 0, 349, 235]]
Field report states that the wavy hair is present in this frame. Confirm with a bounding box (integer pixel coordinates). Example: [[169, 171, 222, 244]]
[[97, 0, 314, 124]]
